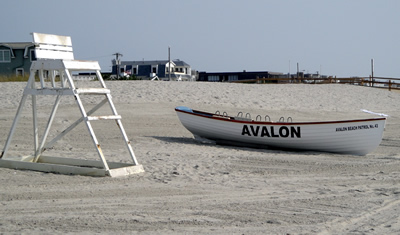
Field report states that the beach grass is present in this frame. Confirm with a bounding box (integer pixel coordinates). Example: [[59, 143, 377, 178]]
[[0, 75, 30, 82]]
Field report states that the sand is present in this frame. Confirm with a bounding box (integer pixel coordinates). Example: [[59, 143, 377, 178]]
[[0, 81, 399, 234]]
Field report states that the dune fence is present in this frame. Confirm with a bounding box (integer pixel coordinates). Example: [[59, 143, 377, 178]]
[[231, 76, 400, 91]]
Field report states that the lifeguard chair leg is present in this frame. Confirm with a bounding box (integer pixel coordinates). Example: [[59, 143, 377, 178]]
[[1, 72, 36, 159]]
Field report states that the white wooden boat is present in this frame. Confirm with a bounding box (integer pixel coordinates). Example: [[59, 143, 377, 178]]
[[175, 106, 386, 155]]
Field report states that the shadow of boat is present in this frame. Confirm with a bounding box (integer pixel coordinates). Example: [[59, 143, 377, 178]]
[[149, 136, 325, 156]]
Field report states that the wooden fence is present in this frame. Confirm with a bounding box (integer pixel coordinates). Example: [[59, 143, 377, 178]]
[[231, 76, 400, 91]]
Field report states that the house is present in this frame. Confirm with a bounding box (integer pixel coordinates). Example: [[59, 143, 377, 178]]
[[111, 59, 193, 81], [198, 70, 284, 82], [0, 42, 35, 77]]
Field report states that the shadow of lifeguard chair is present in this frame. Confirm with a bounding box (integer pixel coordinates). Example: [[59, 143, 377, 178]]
[[0, 33, 144, 177]]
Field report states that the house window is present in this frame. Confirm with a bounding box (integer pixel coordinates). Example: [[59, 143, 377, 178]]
[[152, 65, 158, 74], [16, 68, 24, 77], [30, 49, 37, 61], [208, 75, 219, 82], [0, 50, 11, 62], [133, 67, 137, 74], [228, 75, 238, 81]]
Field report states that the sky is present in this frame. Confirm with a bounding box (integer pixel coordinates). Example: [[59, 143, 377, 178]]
[[1, 0, 399, 77]]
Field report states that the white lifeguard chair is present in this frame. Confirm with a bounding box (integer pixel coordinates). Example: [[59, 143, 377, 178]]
[[0, 33, 144, 177]]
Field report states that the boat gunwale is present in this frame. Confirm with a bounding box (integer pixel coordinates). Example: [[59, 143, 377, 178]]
[[175, 108, 387, 126]]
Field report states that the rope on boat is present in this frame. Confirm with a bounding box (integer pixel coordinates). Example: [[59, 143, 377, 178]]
[[215, 110, 229, 118], [255, 115, 271, 122], [245, 113, 251, 119], [279, 116, 293, 122], [235, 111, 292, 122], [235, 111, 254, 121], [237, 112, 251, 119], [252, 114, 273, 122], [236, 111, 251, 119]]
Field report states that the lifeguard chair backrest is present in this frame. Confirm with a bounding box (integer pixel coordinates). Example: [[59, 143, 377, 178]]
[[32, 32, 74, 60]]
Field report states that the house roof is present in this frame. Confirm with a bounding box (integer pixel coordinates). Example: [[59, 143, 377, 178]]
[[0, 42, 35, 58], [173, 59, 190, 67], [116, 59, 190, 67], [121, 60, 171, 66], [199, 71, 284, 76], [0, 42, 34, 49]]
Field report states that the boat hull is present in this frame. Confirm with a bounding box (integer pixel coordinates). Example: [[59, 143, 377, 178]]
[[175, 106, 386, 155]]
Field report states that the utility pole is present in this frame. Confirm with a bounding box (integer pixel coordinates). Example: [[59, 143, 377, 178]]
[[371, 58, 374, 79], [113, 52, 123, 80], [168, 46, 171, 81]]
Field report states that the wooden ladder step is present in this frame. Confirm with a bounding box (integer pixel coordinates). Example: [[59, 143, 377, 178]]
[[86, 115, 121, 121], [75, 88, 110, 95]]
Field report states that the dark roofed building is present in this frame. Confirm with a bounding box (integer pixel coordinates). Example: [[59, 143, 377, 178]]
[[198, 70, 284, 82]]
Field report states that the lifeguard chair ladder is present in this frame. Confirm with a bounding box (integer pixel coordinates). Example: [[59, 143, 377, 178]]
[[0, 33, 144, 177]]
